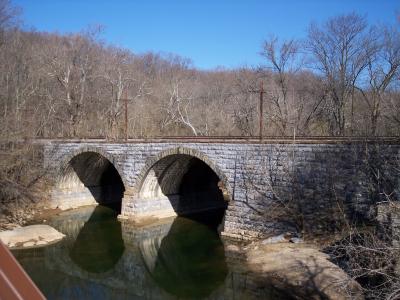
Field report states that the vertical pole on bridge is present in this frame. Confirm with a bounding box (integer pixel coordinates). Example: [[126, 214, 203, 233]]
[[259, 81, 264, 140], [124, 87, 128, 142]]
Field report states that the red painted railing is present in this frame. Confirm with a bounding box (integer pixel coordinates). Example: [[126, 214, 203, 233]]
[[0, 241, 45, 300]]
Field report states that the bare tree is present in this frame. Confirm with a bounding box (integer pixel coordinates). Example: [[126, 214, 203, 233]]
[[40, 31, 101, 137], [260, 36, 302, 135], [0, 0, 20, 43], [307, 13, 371, 135], [356, 25, 400, 135], [384, 92, 400, 135], [98, 47, 136, 139], [230, 68, 260, 136], [162, 80, 199, 136]]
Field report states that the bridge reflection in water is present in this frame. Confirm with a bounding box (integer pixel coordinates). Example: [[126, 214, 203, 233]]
[[144, 216, 227, 298], [69, 206, 125, 273], [12, 205, 289, 300]]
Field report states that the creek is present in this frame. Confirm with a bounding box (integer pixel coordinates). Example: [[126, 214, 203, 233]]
[[12, 205, 293, 300]]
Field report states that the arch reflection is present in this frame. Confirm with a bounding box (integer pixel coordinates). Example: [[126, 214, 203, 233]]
[[69, 205, 125, 273], [140, 216, 228, 298]]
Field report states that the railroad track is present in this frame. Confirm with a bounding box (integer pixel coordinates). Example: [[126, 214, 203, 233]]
[[26, 136, 400, 144]]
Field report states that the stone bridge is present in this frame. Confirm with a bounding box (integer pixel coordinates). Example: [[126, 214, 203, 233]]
[[42, 137, 400, 239]]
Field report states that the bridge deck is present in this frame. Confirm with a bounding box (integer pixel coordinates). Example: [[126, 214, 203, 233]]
[[33, 136, 400, 144]]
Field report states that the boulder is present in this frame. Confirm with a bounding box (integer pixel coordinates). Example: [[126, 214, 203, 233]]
[[0, 224, 65, 249], [261, 232, 302, 244], [246, 243, 364, 299]]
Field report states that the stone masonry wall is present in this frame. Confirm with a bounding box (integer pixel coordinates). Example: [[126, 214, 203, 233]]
[[43, 141, 400, 240]]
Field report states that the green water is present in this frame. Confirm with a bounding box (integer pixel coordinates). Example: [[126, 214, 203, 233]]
[[12, 205, 291, 300]]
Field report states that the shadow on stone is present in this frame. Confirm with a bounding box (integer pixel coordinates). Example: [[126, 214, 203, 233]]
[[69, 152, 125, 213], [138, 154, 228, 226]]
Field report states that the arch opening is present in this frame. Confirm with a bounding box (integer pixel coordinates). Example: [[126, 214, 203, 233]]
[[53, 152, 125, 213], [138, 154, 229, 228]]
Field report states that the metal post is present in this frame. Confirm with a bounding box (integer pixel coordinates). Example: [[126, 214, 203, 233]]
[[259, 81, 264, 140], [124, 88, 128, 142]]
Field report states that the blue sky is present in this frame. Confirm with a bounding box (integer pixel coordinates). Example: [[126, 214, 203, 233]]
[[13, 0, 400, 70]]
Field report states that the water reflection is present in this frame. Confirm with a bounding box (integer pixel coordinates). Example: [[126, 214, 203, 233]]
[[141, 217, 228, 298], [12, 205, 289, 300], [69, 206, 125, 273]]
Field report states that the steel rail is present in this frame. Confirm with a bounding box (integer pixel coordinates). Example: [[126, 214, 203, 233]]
[[25, 136, 400, 144]]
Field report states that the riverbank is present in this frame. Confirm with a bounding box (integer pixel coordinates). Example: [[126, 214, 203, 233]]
[[4, 203, 393, 299], [0, 198, 58, 231], [0, 201, 39, 230], [224, 237, 364, 300]]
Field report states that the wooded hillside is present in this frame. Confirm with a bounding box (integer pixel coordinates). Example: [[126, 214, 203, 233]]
[[1, 0, 399, 140]]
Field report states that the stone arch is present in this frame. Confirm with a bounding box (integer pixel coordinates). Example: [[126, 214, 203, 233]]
[[50, 146, 126, 211], [134, 147, 230, 196], [131, 147, 231, 226], [57, 146, 127, 188]]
